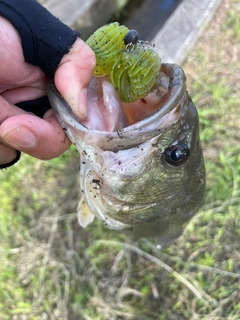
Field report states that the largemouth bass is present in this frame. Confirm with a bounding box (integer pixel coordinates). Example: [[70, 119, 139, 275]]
[[48, 24, 205, 247]]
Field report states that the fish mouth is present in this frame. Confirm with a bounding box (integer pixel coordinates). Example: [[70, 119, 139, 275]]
[[48, 63, 187, 151]]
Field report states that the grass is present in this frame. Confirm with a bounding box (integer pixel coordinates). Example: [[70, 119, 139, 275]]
[[0, 0, 240, 318]]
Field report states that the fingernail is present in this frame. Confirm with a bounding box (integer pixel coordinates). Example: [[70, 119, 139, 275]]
[[2, 126, 36, 149]]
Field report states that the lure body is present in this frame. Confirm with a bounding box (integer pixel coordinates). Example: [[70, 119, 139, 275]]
[[86, 22, 161, 103]]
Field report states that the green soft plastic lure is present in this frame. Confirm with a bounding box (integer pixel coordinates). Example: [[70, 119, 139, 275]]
[[86, 22, 161, 103]]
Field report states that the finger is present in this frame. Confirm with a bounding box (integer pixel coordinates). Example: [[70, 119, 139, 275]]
[[0, 96, 25, 166], [0, 95, 27, 123], [1, 79, 47, 105], [0, 110, 71, 160], [0, 143, 18, 166], [54, 38, 96, 120]]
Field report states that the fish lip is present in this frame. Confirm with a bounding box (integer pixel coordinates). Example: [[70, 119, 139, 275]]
[[48, 63, 186, 150]]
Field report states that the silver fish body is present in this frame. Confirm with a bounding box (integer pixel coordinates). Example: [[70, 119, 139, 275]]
[[48, 63, 205, 246]]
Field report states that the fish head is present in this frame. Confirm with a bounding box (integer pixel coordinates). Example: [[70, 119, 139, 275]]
[[48, 63, 205, 246]]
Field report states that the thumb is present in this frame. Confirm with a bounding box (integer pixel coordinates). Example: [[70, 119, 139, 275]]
[[54, 38, 96, 120]]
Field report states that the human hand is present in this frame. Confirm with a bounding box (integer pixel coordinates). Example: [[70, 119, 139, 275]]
[[0, 17, 96, 167]]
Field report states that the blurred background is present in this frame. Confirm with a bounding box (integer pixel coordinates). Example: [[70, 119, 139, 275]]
[[0, 0, 240, 319]]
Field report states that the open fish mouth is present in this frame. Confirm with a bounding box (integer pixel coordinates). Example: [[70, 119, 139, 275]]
[[48, 63, 184, 151]]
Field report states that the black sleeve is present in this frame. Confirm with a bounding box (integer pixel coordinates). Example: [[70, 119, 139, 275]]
[[0, 0, 80, 77]]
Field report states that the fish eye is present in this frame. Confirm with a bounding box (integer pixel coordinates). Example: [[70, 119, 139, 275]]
[[124, 29, 139, 45], [163, 144, 190, 166]]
